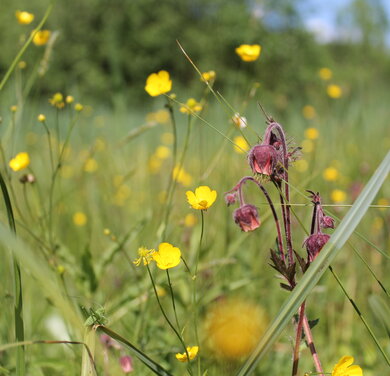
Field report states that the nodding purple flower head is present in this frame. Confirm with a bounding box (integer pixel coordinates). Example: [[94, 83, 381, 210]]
[[120, 355, 134, 373], [303, 233, 330, 262], [248, 144, 278, 176], [224, 192, 237, 206], [320, 215, 335, 229], [233, 204, 260, 232]]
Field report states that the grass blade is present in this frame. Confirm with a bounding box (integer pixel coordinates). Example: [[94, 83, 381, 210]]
[[236, 151, 390, 376]]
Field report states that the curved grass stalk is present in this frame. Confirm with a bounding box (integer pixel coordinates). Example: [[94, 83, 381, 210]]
[[236, 151, 390, 375]]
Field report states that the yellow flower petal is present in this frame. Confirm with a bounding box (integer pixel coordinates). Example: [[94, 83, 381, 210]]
[[235, 44, 261, 62], [175, 346, 199, 362], [145, 70, 172, 97], [152, 242, 181, 270]]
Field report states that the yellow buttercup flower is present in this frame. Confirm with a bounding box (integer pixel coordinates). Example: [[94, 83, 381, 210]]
[[133, 247, 155, 266], [49, 92, 65, 108], [10, 105, 18, 113], [304, 127, 319, 140], [331, 356, 362, 376], [302, 105, 316, 119], [180, 98, 202, 114], [175, 346, 199, 362], [74, 103, 84, 112], [235, 44, 261, 62], [201, 70, 216, 82], [32, 30, 51, 46], [186, 185, 217, 210], [84, 158, 98, 172], [37, 114, 46, 122], [155, 145, 171, 159], [152, 242, 181, 270], [233, 136, 250, 154], [323, 167, 339, 181], [73, 212, 87, 226], [327, 84, 342, 99], [9, 152, 30, 171], [145, 70, 172, 97], [184, 213, 197, 227], [331, 189, 347, 203], [15, 11, 34, 25], [66, 95, 74, 104], [318, 67, 332, 80], [173, 165, 192, 186]]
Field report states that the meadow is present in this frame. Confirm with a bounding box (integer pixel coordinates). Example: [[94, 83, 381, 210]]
[[1, 2, 390, 376]]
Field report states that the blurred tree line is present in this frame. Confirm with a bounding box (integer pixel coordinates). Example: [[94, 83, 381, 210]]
[[0, 0, 389, 107]]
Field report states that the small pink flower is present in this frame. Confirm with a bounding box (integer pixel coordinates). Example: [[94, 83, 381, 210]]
[[303, 233, 330, 262], [233, 204, 260, 232], [320, 215, 335, 229], [248, 144, 278, 176], [224, 192, 237, 206], [120, 355, 134, 373]]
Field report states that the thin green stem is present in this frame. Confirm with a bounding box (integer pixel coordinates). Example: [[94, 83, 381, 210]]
[[166, 270, 182, 335], [41, 120, 55, 173], [0, 171, 24, 375]]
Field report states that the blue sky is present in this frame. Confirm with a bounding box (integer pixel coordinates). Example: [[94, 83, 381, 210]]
[[297, 0, 390, 44]]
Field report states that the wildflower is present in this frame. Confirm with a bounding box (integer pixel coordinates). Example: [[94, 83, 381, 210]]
[[37, 114, 46, 122], [331, 189, 347, 203], [65, 95, 74, 104], [331, 356, 363, 376], [320, 215, 335, 229], [145, 70, 172, 97], [318, 67, 332, 80], [234, 136, 250, 154], [186, 186, 217, 210], [302, 105, 316, 120], [303, 233, 330, 262], [74, 103, 84, 111], [327, 84, 342, 99], [232, 113, 247, 129], [204, 298, 268, 360], [201, 70, 216, 82], [49, 92, 65, 108], [173, 165, 193, 186], [175, 346, 199, 362], [9, 152, 30, 171], [323, 167, 339, 181], [248, 144, 278, 176], [10, 105, 17, 113], [148, 156, 162, 174], [304, 127, 319, 140], [224, 192, 237, 206], [184, 213, 197, 227], [133, 247, 155, 266], [15, 11, 34, 24], [73, 212, 87, 226], [84, 158, 98, 172], [32, 30, 51, 46], [233, 204, 260, 232], [180, 98, 202, 114], [301, 139, 314, 153], [18, 61, 27, 69], [152, 242, 181, 270], [155, 145, 171, 159], [235, 44, 261, 62], [103, 228, 111, 236], [119, 355, 134, 373]]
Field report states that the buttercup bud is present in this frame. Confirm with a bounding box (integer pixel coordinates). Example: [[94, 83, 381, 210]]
[[233, 204, 260, 232]]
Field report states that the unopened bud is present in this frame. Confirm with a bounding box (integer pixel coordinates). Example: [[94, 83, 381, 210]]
[[303, 233, 330, 262], [233, 204, 260, 232], [248, 144, 278, 176], [224, 193, 237, 206]]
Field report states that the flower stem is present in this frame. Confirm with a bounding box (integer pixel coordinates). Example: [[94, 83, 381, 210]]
[[302, 315, 324, 376], [292, 301, 306, 376]]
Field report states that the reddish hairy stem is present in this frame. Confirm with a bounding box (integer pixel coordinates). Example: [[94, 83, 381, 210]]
[[302, 315, 324, 376], [292, 301, 306, 376]]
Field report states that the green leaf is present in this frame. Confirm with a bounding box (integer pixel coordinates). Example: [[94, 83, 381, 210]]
[[236, 151, 390, 376]]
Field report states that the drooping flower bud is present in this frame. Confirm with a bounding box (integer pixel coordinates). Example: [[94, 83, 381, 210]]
[[320, 215, 335, 229], [224, 192, 237, 206], [233, 204, 260, 232], [303, 233, 330, 262], [120, 355, 134, 373], [248, 144, 278, 176]]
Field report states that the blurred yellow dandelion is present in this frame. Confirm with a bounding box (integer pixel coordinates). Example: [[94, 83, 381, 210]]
[[184, 213, 197, 227], [235, 44, 261, 62], [180, 98, 202, 114], [18, 61, 27, 69], [304, 127, 319, 140], [65, 95, 74, 104], [175, 346, 199, 362], [301, 139, 314, 153], [145, 70, 172, 97], [73, 212, 87, 226], [37, 114, 46, 122], [323, 167, 339, 181], [146, 109, 170, 124], [331, 189, 347, 203], [155, 145, 171, 159], [152, 242, 181, 270], [9, 152, 30, 171], [327, 84, 342, 99], [15, 11, 34, 24], [201, 70, 216, 82], [103, 228, 111, 236], [74, 103, 84, 112], [133, 247, 155, 266], [318, 67, 332, 80], [148, 155, 163, 173], [331, 355, 362, 376], [49, 92, 65, 108], [186, 185, 217, 210], [204, 298, 268, 360], [302, 105, 316, 119], [233, 136, 250, 154], [32, 30, 51, 46], [10, 105, 17, 113], [84, 158, 98, 173], [173, 165, 192, 186]]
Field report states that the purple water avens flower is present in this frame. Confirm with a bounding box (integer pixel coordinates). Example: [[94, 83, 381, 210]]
[[233, 204, 260, 232], [303, 233, 330, 262], [224, 192, 237, 206], [320, 215, 335, 229], [120, 355, 134, 373], [248, 144, 278, 176]]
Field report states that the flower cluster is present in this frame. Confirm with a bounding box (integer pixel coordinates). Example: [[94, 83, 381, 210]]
[[133, 243, 181, 270]]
